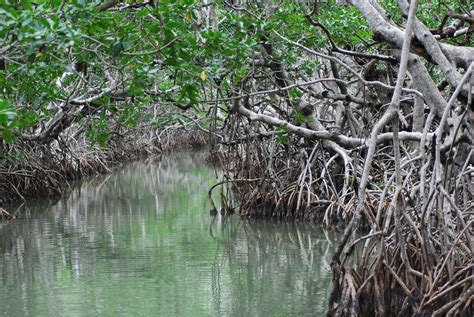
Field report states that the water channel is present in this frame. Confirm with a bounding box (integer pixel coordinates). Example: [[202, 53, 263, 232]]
[[0, 151, 337, 316]]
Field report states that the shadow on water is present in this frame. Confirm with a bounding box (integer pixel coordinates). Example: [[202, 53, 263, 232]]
[[0, 151, 337, 317]]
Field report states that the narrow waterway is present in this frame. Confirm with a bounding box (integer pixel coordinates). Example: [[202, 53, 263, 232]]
[[0, 152, 336, 316]]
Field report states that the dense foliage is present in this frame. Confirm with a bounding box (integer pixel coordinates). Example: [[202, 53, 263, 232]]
[[1, 1, 473, 316], [1, 1, 472, 143]]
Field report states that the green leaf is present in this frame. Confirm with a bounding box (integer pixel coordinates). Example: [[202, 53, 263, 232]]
[[97, 132, 109, 147], [111, 41, 124, 57], [1, 129, 14, 143], [275, 124, 290, 145], [21, 0, 32, 10]]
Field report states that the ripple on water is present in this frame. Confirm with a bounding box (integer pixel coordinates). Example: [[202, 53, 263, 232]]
[[0, 152, 337, 317]]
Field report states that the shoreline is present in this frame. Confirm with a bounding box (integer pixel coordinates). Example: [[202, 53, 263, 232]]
[[0, 130, 209, 220]]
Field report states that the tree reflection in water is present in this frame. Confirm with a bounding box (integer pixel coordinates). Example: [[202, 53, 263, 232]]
[[210, 214, 338, 316], [0, 151, 337, 317]]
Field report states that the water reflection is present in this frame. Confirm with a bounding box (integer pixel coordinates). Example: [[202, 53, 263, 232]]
[[210, 216, 337, 316], [0, 152, 335, 316]]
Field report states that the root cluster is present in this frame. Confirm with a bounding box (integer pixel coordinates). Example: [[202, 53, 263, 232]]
[[0, 127, 209, 207]]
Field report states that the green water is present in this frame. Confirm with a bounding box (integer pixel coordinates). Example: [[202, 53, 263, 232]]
[[0, 152, 336, 316]]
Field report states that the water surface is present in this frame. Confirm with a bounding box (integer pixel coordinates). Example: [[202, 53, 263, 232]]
[[0, 152, 335, 316]]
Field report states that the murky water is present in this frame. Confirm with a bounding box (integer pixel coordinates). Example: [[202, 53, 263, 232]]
[[0, 152, 336, 316]]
